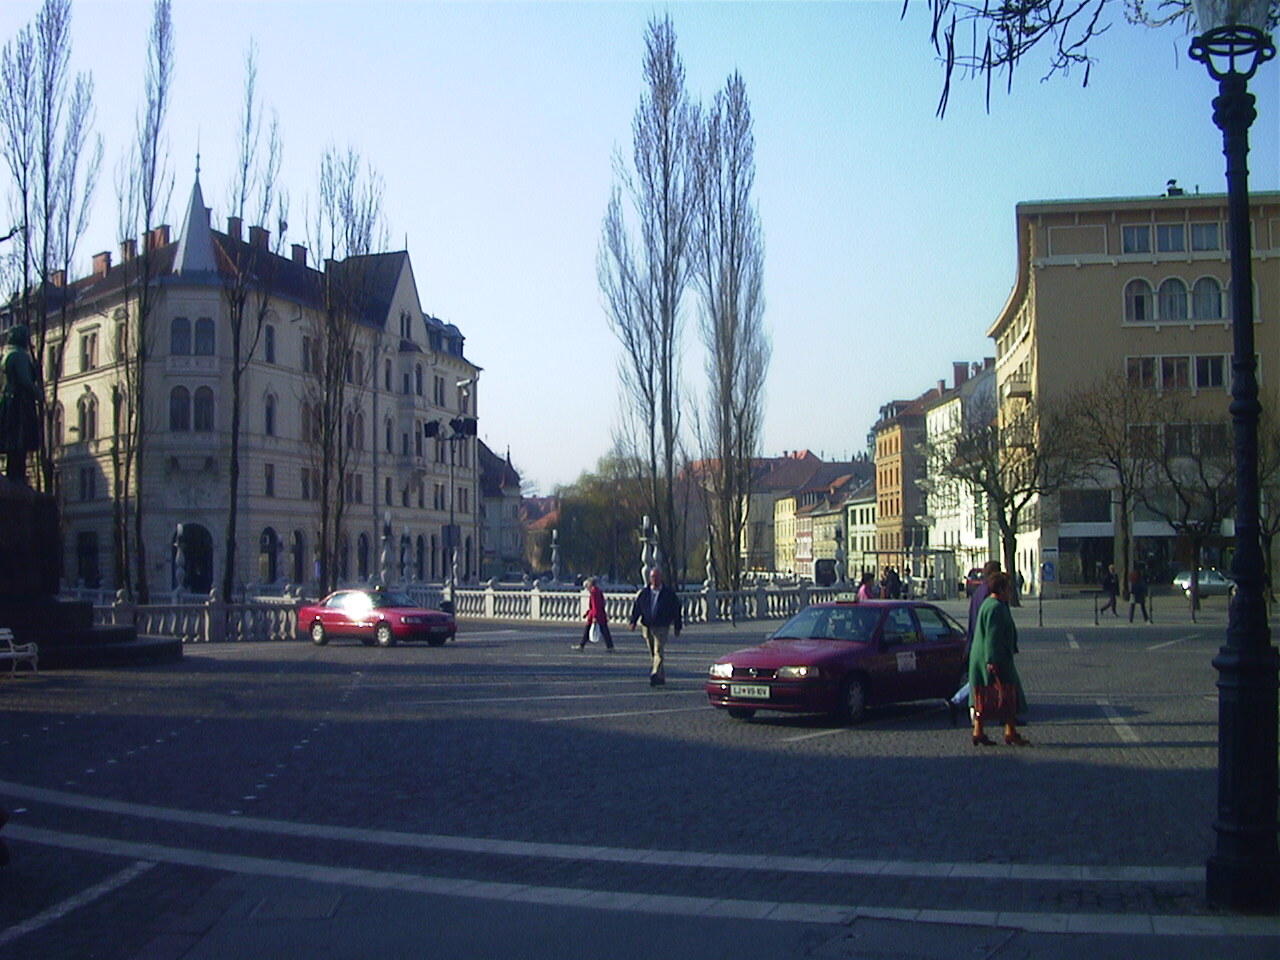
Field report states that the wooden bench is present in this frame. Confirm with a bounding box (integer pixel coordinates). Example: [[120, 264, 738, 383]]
[[0, 628, 38, 677]]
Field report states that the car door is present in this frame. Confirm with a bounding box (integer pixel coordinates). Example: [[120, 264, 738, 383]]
[[878, 606, 924, 701], [317, 592, 353, 638], [911, 605, 968, 698]]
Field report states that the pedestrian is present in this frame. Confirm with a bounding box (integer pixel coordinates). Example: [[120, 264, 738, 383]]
[[1129, 566, 1150, 623], [1100, 564, 1120, 617], [628, 566, 682, 686], [886, 567, 902, 599], [968, 571, 1030, 747], [855, 571, 878, 601], [949, 559, 1002, 727], [573, 576, 614, 650]]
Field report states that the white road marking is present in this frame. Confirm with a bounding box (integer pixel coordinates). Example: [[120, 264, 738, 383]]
[[0, 859, 155, 947], [1096, 698, 1142, 744], [535, 705, 708, 722], [1066, 633, 1081, 650], [6, 825, 1275, 938], [1147, 635, 1197, 651]]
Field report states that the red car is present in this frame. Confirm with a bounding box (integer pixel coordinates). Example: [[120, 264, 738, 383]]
[[297, 588, 456, 647], [706, 598, 967, 723]]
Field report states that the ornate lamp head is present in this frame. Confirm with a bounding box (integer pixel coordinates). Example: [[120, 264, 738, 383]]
[[1191, 0, 1276, 79]]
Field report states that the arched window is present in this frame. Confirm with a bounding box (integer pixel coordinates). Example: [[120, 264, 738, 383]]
[[1157, 278, 1188, 322], [384, 417, 393, 453], [264, 394, 277, 436], [355, 352, 364, 385], [345, 411, 355, 448], [194, 318, 215, 355], [169, 386, 191, 431], [76, 392, 97, 440], [50, 403, 64, 447], [259, 527, 279, 583], [1192, 277, 1223, 320], [355, 412, 365, 451], [1124, 279, 1153, 323], [170, 316, 191, 355], [264, 324, 276, 364], [193, 386, 214, 432], [384, 359, 392, 392]]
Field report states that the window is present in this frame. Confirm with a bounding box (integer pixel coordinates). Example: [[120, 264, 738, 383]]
[[1197, 355, 1226, 389], [50, 403, 63, 447], [1162, 356, 1190, 390], [1192, 277, 1223, 319], [169, 386, 190, 431], [264, 325, 276, 364], [384, 359, 392, 392], [1124, 279, 1153, 322], [1128, 357, 1158, 389], [433, 375, 445, 405], [264, 463, 276, 497], [415, 364, 424, 396], [78, 466, 97, 501], [1129, 424, 1160, 457], [264, 395, 277, 436], [46, 343, 62, 379], [401, 486, 410, 508], [1165, 424, 1195, 457], [1191, 222, 1221, 251], [1122, 225, 1151, 254], [385, 476, 392, 505], [415, 424, 424, 457], [302, 336, 314, 374], [384, 418, 393, 453], [1199, 422, 1231, 451], [80, 331, 98, 371], [194, 318, 215, 355], [170, 317, 191, 355], [1158, 278, 1188, 321], [193, 386, 214, 432], [1156, 224, 1185, 253]]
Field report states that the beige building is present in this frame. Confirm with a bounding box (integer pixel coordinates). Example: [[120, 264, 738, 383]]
[[987, 185, 1280, 590], [27, 174, 483, 596]]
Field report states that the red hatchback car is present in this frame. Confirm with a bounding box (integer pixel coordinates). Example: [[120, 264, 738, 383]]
[[298, 588, 456, 647], [706, 598, 967, 723]]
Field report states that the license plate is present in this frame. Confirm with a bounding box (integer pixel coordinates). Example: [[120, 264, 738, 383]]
[[730, 683, 770, 700]]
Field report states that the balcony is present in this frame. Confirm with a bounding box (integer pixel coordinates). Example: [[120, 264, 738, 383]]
[[1003, 375, 1032, 400]]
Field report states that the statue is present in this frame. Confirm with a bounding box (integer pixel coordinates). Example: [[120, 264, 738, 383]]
[[0, 325, 41, 485]]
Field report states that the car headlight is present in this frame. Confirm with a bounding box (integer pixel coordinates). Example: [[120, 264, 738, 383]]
[[777, 665, 817, 679], [709, 662, 734, 679]]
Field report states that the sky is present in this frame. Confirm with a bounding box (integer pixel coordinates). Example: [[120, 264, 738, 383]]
[[2, 0, 1278, 494]]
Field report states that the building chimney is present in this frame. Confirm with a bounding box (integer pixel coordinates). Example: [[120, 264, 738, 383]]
[[249, 225, 269, 249], [92, 251, 112, 277], [50, 269, 65, 288], [120, 238, 136, 262], [292, 243, 307, 266], [145, 225, 170, 251], [953, 361, 969, 388], [938, 379, 946, 395], [226, 216, 242, 241]]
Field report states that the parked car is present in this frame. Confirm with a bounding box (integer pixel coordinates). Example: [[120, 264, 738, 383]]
[[706, 598, 967, 724], [1172, 569, 1235, 598], [297, 588, 456, 647]]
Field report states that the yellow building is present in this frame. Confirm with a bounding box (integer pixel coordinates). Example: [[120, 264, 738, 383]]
[[987, 185, 1280, 589]]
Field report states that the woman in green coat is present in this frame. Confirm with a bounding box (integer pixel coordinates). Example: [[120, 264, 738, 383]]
[[968, 572, 1029, 747]]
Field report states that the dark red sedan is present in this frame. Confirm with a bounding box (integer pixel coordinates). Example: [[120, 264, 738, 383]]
[[297, 588, 456, 647], [706, 598, 967, 723]]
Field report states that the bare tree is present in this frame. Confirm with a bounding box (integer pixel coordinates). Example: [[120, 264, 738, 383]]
[[599, 13, 698, 580], [921, 391, 1085, 600], [1063, 370, 1168, 597], [691, 71, 769, 593], [304, 146, 385, 593], [0, 22, 36, 321], [219, 42, 285, 601], [113, 0, 173, 601]]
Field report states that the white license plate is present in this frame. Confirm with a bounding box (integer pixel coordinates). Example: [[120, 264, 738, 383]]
[[730, 683, 771, 700]]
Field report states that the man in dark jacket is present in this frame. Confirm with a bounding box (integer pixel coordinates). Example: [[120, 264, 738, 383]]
[[629, 567, 682, 686]]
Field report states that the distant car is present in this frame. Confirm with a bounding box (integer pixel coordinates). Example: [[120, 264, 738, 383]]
[[297, 588, 456, 647], [706, 598, 967, 724], [963, 568, 985, 596], [1172, 569, 1235, 598]]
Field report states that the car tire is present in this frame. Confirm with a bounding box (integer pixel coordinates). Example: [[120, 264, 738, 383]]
[[836, 675, 868, 724], [310, 622, 327, 646], [727, 707, 755, 721], [375, 622, 396, 647]]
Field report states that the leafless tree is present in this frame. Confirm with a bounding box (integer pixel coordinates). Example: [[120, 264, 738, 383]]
[[599, 13, 698, 580], [219, 43, 286, 601], [906, 0, 1247, 114], [113, 0, 173, 601], [690, 71, 769, 593], [1062, 370, 1168, 597], [1, 22, 36, 321], [304, 146, 385, 593], [1135, 416, 1235, 614], [921, 391, 1085, 600]]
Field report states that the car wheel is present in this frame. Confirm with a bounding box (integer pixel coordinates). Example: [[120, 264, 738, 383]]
[[375, 622, 395, 647], [727, 707, 756, 721], [836, 675, 868, 724], [310, 622, 327, 646]]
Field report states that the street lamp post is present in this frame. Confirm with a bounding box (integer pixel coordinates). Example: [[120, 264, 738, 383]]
[[425, 386, 476, 614], [1189, 0, 1280, 913]]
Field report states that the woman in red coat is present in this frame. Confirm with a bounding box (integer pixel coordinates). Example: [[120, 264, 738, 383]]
[[574, 577, 614, 650]]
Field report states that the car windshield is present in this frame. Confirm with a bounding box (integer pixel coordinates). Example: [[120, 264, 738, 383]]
[[772, 605, 880, 642], [369, 591, 417, 609]]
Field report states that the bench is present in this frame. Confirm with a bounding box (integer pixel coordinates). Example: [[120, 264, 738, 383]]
[[0, 628, 38, 677]]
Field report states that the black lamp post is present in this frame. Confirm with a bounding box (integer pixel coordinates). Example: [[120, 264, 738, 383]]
[[1189, 0, 1280, 914], [425, 386, 477, 613]]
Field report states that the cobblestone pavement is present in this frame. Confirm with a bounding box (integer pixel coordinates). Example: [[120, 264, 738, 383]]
[[0, 596, 1276, 959]]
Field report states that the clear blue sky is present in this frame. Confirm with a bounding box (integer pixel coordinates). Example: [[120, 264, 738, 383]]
[[4, 1, 1277, 493]]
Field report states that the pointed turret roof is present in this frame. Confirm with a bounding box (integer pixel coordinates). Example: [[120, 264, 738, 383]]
[[173, 172, 218, 277]]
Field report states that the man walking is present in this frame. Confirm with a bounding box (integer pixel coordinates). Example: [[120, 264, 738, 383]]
[[629, 567, 682, 686]]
